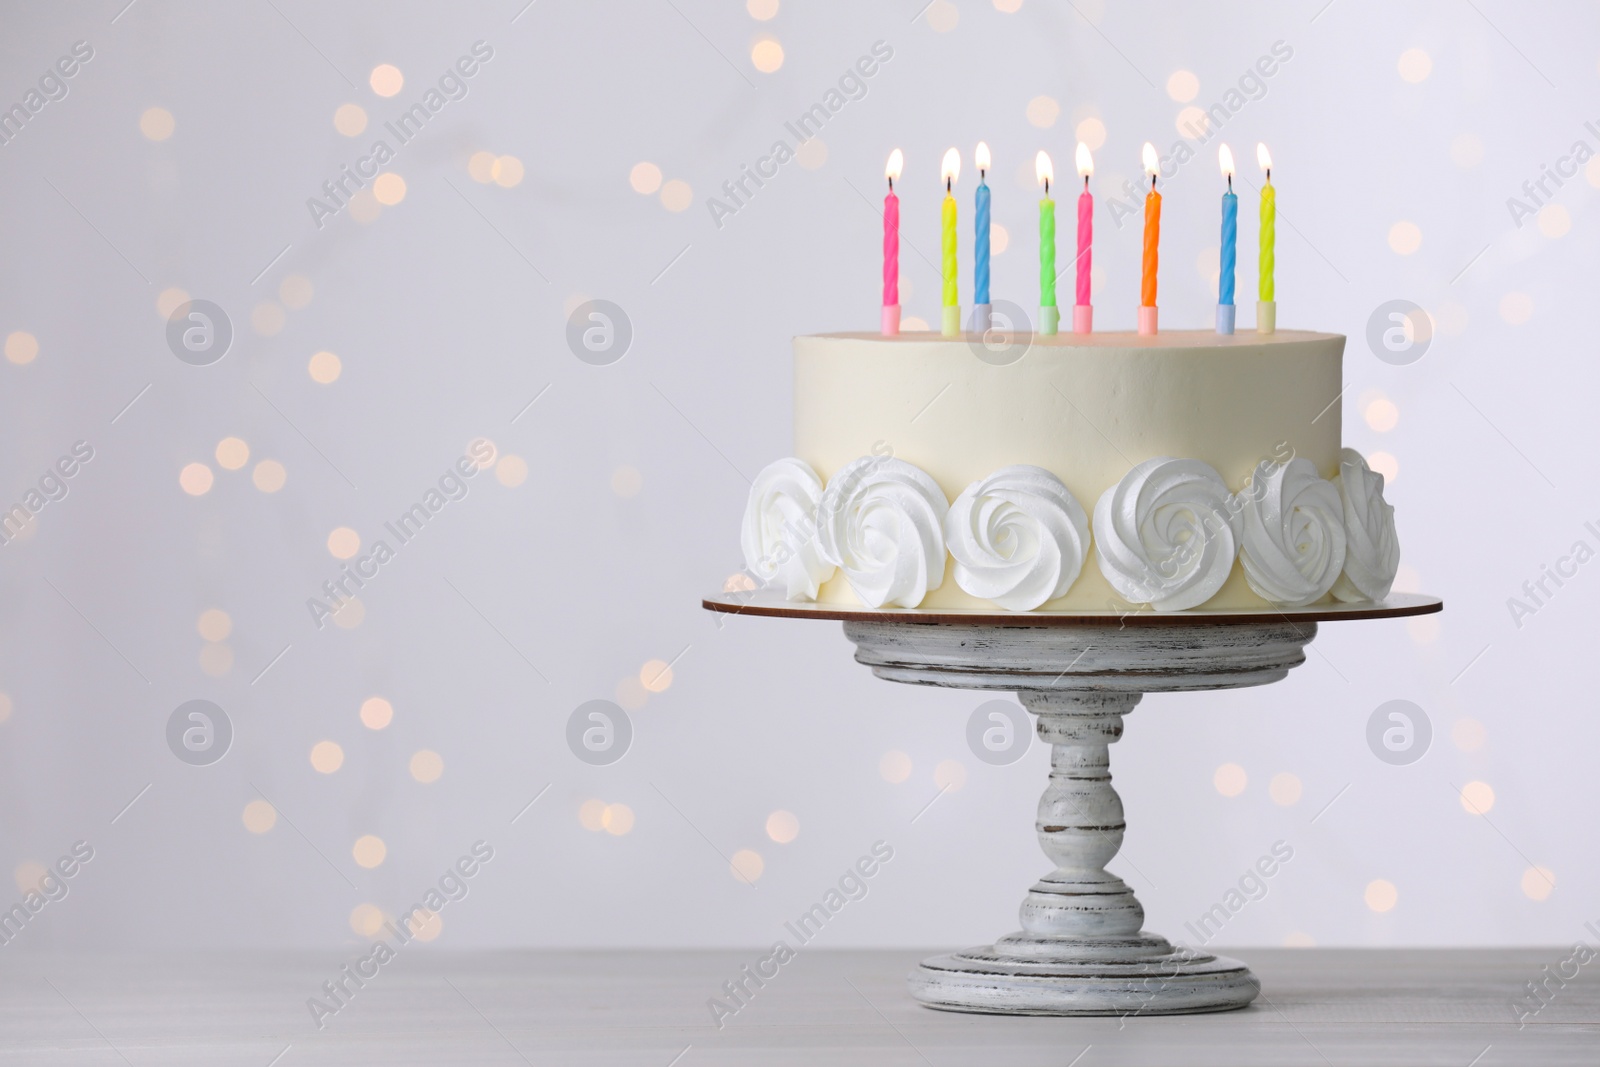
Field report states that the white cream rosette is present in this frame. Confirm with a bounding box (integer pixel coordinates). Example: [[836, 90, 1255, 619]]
[[1235, 457, 1347, 606], [816, 456, 947, 609], [740, 458, 835, 601], [945, 465, 1090, 611], [1330, 448, 1400, 602], [1093, 458, 1239, 611]]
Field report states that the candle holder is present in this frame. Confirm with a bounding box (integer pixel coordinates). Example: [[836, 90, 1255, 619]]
[[703, 591, 1441, 1015], [882, 305, 901, 337], [1137, 306, 1158, 336], [968, 304, 993, 336], [1038, 306, 1059, 337], [1216, 304, 1236, 335], [942, 306, 962, 338], [1257, 301, 1276, 335], [1072, 305, 1093, 334]]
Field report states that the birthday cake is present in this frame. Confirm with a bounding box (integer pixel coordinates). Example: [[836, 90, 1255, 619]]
[[738, 329, 1400, 613]]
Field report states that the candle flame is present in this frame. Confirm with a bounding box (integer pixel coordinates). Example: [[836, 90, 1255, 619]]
[[1075, 142, 1093, 178], [1257, 142, 1272, 174], [1141, 141, 1159, 178], [941, 147, 960, 187], [1035, 150, 1054, 190], [975, 141, 991, 174], [1218, 143, 1235, 178], [885, 148, 903, 183]]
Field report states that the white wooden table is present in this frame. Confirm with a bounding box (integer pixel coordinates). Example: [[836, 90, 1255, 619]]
[[2, 948, 1594, 1064]]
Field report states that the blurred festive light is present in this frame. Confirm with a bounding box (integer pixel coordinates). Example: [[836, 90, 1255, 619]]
[[215, 437, 250, 470], [352, 835, 387, 868], [601, 803, 634, 835], [1397, 48, 1432, 83], [334, 103, 367, 137], [0, 693, 13, 724], [350, 903, 385, 937], [327, 527, 360, 559], [766, 810, 799, 843], [630, 162, 663, 194], [309, 350, 342, 383], [934, 759, 967, 791], [495, 455, 528, 487], [369, 64, 403, 97], [660, 179, 693, 212], [348, 188, 381, 224], [1364, 396, 1399, 432], [1537, 204, 1571, 239], [879, 750, 912, 783], [1025, 95, 1060, 129], [140, 107, 174, 141], [279, 275, 314, 309], [1268, 772, 1302, 806], [795, 137, 827, 170], [1166, 69, 1199, 102], [1075, 117, 1107, 151], [373, 173, 406, 205], [1499, 292, 1533, 325], [1452, 718, 1486, 752], [751, 39, 784, 73], [198, 642, 233, 677], [468, 151, 497, 183], [1367, 451, 1399, 485], [747, 0, 778, 18], [578, 799, 607, 831], [251, 302, 286, 336], [491, 156, 524, 187], [1365, 879, 1398, 912], [730, 849, 765, 884], [1450, 133, 1483, 169], [360, 697, 393, 730], [156, 288, 190, 318], [310, 741, 345, 774], [5, 332, 38, 364], [331, 599, 365, 629], [242, 800, 277, 834], [410, 750, 443, 783], [1213, 763, 1247, 797], [611, 465, 643, 497], [925, 0, 958, 31], [640, 659, 673, 693], [1387, 221, 1422, 255], [252, 460, 287, 493], [179, 463, 214, 496], [1522, 866, 1555, 901], [1457, 780, 1494, 814]]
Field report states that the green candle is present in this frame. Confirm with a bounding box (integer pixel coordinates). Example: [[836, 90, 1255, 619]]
[[1037, 151, 1056, 309]]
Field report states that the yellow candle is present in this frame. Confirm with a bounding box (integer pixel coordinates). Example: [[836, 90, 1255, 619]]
[[940, 147, 960, 336], [1258, 143, 1275, 303]]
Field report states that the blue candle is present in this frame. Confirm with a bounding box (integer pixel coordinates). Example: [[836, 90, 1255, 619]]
[[1217, 144, 1238, 335], [974, 141, 991, 307], [1220, 187, 1237, 306]]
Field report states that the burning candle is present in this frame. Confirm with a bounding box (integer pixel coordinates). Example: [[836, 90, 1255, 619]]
[[1217, 144, 1237, 335], [1139, 142, 1161, 336], [1257, 143, 1276, 334], [941, 147, 960, 337], [882, 148, 902, 336], [974, 142, 992, 331], [1036, 151, 1058, 336], [1074, 142, 1093, 334]]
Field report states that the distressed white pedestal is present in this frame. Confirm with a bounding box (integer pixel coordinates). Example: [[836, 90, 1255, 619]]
[[705, 594, 1441, 1017]]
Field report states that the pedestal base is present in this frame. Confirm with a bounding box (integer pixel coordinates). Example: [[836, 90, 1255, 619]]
[[912, 933, 1257, 1016]]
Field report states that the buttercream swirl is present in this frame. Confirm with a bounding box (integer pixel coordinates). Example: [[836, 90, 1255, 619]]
[[816, 456, 947, 608], [1330, 448, 1400, 602], [945, 465, 1090, 611], [740, 457, 835, 601], [1236, 457, 1346, 606], [1093, 458, 1239, 611]]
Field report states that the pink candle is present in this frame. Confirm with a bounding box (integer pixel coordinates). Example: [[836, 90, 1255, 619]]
[[882, 148, 903, 336], [1073, 142, 1094, 333]]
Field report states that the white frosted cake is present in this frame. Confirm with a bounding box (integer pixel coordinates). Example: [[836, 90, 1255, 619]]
[[739, 330, 1399, 614]]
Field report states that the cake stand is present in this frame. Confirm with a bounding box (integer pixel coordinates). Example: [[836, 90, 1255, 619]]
[[702, 591, 1442, 1016]]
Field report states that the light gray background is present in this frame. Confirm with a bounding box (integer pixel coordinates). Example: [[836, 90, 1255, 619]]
[[0, 0, 1593, 955]]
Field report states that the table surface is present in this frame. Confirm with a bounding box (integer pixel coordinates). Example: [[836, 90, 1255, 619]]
[[1, 948, 1593, 1065]]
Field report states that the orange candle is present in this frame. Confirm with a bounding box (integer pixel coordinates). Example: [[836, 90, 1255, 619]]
[[1138, 142, 1160, 335]]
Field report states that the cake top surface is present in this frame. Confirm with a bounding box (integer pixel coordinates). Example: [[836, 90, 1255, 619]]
[[803, 329, 1340, 350]]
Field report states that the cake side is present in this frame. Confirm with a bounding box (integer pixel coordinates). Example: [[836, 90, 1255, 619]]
[[793, 330, 1346, 611]]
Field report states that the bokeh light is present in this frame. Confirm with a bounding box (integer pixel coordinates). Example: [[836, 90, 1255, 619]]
[[179, 463, 214, 496], [1166, 69, 1199, 102], [215, 437, 249, 470], [309, 350, 342, 383], [611, 465, 643, 497], [751, 39, 784, 73], [369, 64, 403, 97], [5, 332, 38, 365], [1025, 95, 1060, 129], [410, 750, 443, 783], [1458, 780, 1495, 814], [730, 849, 765, 884], [1387, 221, 1422, 255], [660, 179, 693, 212], [640, 659, 673, 693], [360, 696, 393, 730], [373, 173, 406, 205], [327, 527, 360, 560], [310, 741, 344, 774], [1076, 117, 1107, 151], [1397, 48, 1432, 83], [334, 104, 367, 137], [601, 803, 634, 835], [766, 810, 799, 843], [468, 151, 497, 183], [1522, 866, 1555, 901], [630, 162, 663, 194], [279, 275, 313, 309], [578, 799, 607, 831], [140, 106, 175, 141], [492, 156, 524, 187], [252, 460, 287, 493], [1213, 763, 1247, 797], [934, 759, 967, 791], [879, 750, 912, 783], [1268, 772, 1302, 806], [242, 800, 277, 834], [1451, 718, 1486, 752], [1365, 879, 1398, 912], [352, 835, 387, 868], [495, 455, 528, 487]]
